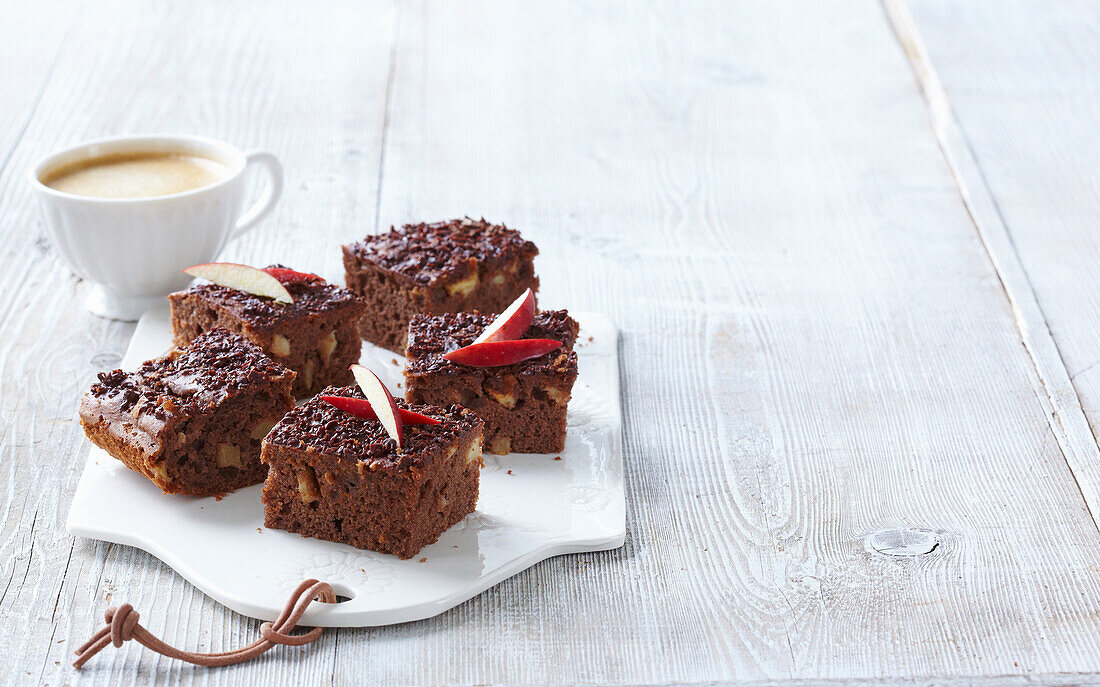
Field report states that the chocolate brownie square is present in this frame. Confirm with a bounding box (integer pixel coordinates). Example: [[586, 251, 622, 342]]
[[342, 218, 539, 353], [404, 310, 579, 455], [169, 267, 366, 397], [261, 385, 484, 558], [79, 329, 296, 497]]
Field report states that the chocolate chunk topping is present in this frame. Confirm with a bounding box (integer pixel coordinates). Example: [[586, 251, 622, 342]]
[[178, 265, 363, 331], [87, 329, 293, 418], [347, 217, 538, 285], [405, 310, 578, 377], [266, 385, 482, 471]]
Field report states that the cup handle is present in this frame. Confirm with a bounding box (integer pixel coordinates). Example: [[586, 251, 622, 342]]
[[232, 150, 283, 239]]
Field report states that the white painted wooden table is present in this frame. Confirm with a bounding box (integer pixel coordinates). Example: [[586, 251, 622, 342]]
[[3, 1, 1100, 684]]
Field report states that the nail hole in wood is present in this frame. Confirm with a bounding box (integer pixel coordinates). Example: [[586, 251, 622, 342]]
[[865, 528, 940, 557]]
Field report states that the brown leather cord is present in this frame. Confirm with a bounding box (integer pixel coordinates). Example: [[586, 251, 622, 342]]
[[73, 579, 335, 669]]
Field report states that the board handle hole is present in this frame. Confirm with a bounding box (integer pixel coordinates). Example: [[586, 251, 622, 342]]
[[325, 583, 356, 603]]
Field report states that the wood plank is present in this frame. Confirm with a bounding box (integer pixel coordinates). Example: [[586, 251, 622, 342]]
[[344, 0, 1100, 683], [0, 1, 77, 176], [900, 0, 1100, 520], [0, 1, 395, 685], [3, 0, 1100, 685]]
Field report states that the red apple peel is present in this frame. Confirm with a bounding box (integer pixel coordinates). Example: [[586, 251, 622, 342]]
[[349, 365, 404, 446], [320, 396, 440, 425], [443, 339, 562, 367], [473, 288, 536, 344], [262, 267, 325, 284]]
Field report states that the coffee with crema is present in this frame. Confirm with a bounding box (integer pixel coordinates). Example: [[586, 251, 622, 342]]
[[41, 151, 233, 199]]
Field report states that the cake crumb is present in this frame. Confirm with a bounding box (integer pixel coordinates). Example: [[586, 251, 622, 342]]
[[507, 469, 513, 475], [419, 557, 427, 563], [588, 336, 594, 342], [554, 456, 562, 461], [256, 528, 262, 533], [391, 358, 398, 365]]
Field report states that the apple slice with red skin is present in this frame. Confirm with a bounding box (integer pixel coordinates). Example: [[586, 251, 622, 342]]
[[184, 263, 293, 304], [320, 395, 440, 425], [350, 364, 404, 446], [262, 267, 325, 285], [473, 288, 536, 344], [443, 338, 562, 367]]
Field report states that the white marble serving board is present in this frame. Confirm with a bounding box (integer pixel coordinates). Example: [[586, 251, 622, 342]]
[[67, 307, 624, 627]]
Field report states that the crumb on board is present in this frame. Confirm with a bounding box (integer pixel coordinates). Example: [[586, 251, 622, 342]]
[[507, 469, 513, 475], [419, 557, 427, 563], [391, 358, 398, 365], [554, 456, 562, 461]]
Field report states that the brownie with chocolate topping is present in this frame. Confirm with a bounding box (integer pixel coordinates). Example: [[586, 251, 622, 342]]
[[169, 266, 366, 396], [342, 218, 539, 353], [261, 385, 483, 558], [404, 310, 578, 455], [79, 329, 296, 497]]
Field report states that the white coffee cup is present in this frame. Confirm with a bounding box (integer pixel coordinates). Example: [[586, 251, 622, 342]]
[[30, 134, 283, 320]]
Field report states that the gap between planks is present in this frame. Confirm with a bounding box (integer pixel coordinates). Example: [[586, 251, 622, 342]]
[[372, 1, 403, 236], [881, 0, 1100, 530]]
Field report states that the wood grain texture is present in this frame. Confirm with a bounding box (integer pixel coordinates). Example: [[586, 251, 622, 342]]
[[901, 0, 1100, 523], [349, 0, 1100, 683], [2, 0, 1100, 685], [0, 1, 395, 685]]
